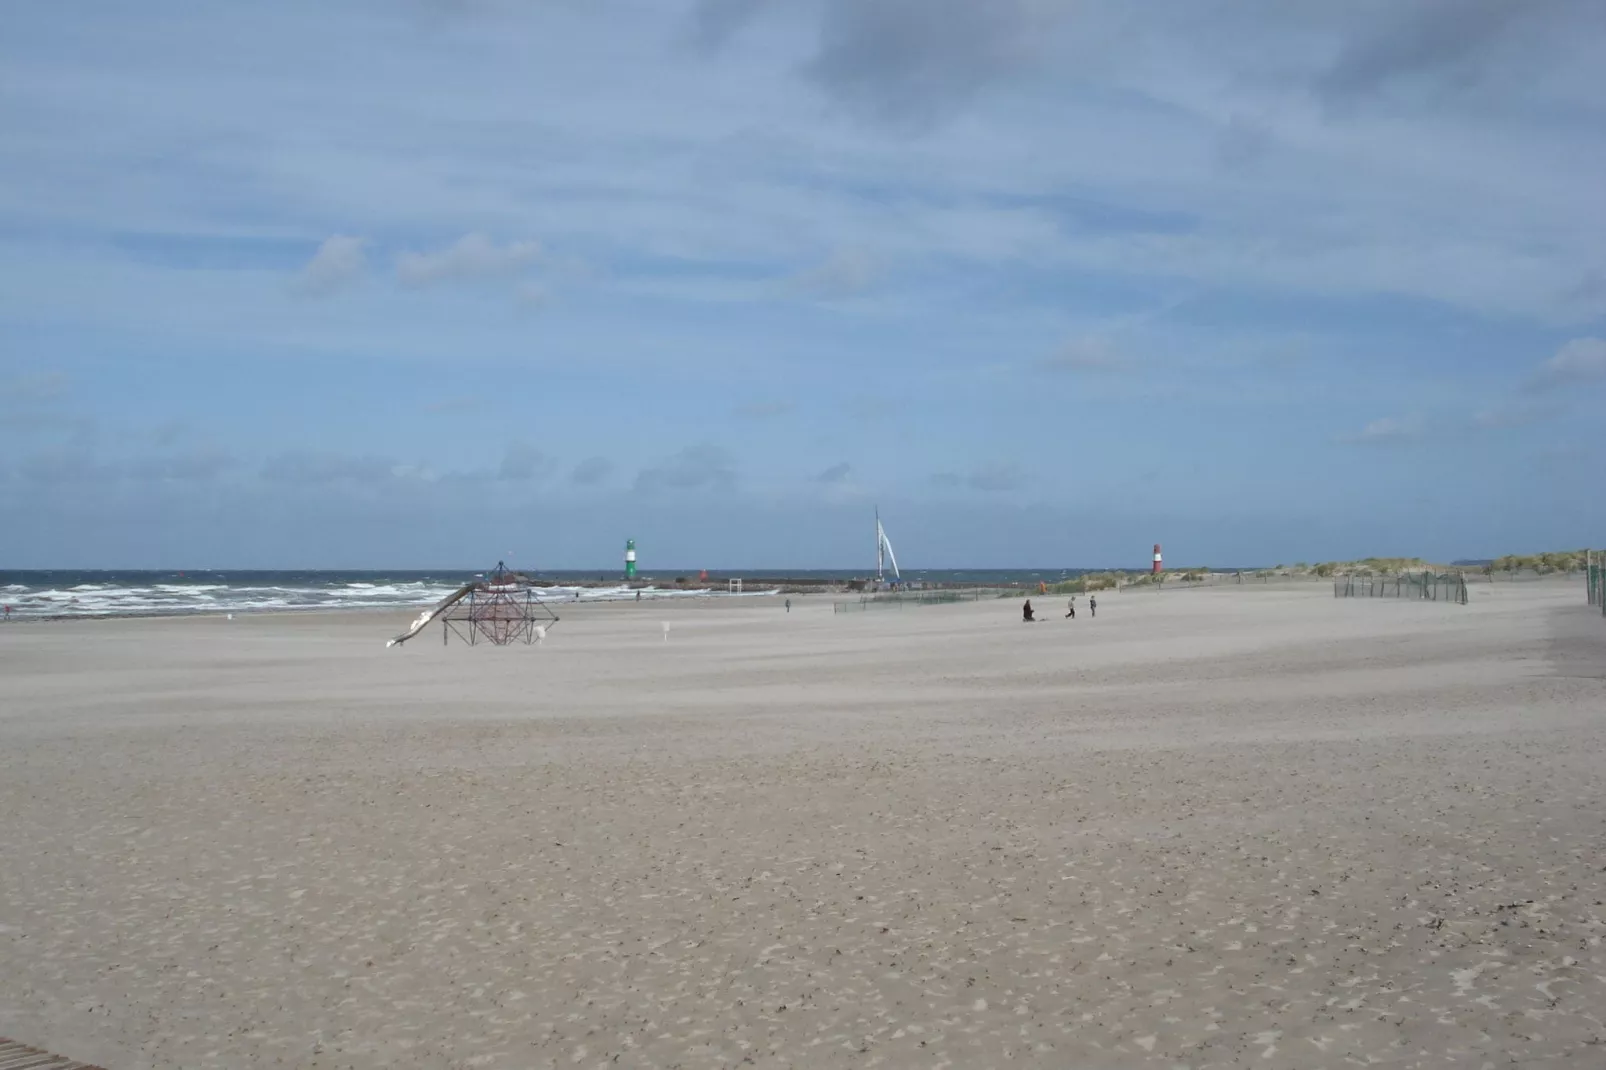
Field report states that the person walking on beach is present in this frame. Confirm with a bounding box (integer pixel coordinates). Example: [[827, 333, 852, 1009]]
[[1065, 596, 1076, 619], [785, 598, 791, 613], [1022, 599, 1035, 622], [1089, 595, 1097, 618]]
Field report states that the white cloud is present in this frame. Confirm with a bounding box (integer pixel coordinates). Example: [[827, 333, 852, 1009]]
[[932, 461, 1025, 492], [734, 399, 794, 419], [1339, 415, 1423, 444], [0, 371, 77, 432], [1314, 0, 1573, 108], [1037, 338, 1134, 374], [1472, 399, 1558, 429], [803, 0, 1067, 130], [261, 451, 394, 484], [389, 463, 440, 482], [15, 445, 236, 485], [635, 444, 737, 492], [816, 461, 852, 483], [9, 2, 1603, 330], [570, 456, 614, 486], [0, 370, 69, 404], [396, 232, 540, 288], [1530, 337, 1606, 390], [787, 248, 880, 300], [292, 235, 367, 296], [498, 442, 548, 481], [124, 447, 236, 482]]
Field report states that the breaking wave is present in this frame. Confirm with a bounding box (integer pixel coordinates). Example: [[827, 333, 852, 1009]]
[[0, 571, 777, 619]]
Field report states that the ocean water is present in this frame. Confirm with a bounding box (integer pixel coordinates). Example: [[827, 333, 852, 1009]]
[[0, 567, 1123, 619], [0, 570, 466, 619]]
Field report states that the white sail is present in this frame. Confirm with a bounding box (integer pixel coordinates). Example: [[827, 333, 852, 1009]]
[[876, 510, 901, 581]]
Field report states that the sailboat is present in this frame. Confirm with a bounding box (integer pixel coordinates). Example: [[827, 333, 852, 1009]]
[[876, 508, 901, 587]]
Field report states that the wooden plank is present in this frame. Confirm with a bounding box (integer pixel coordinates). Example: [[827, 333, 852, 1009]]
[[0, 1040, 106, 1070]]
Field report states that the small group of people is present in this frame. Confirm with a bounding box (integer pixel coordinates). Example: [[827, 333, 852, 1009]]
[[1022, 594, 1097, 623]]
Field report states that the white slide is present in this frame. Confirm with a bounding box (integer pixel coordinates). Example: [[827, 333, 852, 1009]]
[[386, 582, 474, 647]]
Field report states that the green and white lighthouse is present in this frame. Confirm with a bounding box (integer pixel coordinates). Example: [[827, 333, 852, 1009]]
[[624, 539, 637, 580]]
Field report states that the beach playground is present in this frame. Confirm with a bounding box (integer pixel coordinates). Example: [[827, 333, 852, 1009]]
[[1, 579, 1603, 1068]]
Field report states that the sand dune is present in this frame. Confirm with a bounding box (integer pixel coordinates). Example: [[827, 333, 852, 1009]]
[[1, 581, 1603, 1068]]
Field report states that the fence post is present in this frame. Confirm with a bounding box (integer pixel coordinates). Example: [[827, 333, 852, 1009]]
[[1596, 549, 1605, 616]]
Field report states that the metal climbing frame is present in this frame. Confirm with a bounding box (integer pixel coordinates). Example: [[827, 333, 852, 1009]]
[[438, 564, 561, 646]]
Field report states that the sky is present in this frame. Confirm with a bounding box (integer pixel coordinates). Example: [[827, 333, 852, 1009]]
[[2, 0, 1604, 569]]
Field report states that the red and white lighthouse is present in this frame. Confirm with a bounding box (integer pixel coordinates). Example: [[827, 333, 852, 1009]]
[[1152, 543, 1163, 575]]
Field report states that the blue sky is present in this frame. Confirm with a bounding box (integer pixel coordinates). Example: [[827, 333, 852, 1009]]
[[3, 0, 1604, 569]]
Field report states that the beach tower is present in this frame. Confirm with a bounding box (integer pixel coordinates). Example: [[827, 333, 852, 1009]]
[[1153, 543, 1163, 575], [625, 539, 637, 580]]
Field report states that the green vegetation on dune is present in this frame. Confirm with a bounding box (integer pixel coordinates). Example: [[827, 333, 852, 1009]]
[[1353, 556, 1431, 572], [1012, 550, 1593, 599], [1307, 557, 1432, 577], [1304, 552, 1587, 578], [1489, 550, 1588, 575], [1042, 572, 1125, 595]]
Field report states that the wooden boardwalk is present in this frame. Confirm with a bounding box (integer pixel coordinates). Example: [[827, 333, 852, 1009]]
[[0, 1038, 106, 1070]]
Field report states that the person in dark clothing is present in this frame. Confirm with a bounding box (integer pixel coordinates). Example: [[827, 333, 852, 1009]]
[[1089, 595, 1097, 618], [1022, 599, 1035, 622]]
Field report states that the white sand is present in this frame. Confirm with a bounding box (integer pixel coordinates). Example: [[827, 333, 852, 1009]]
[[1, 581, 1603, 1069]]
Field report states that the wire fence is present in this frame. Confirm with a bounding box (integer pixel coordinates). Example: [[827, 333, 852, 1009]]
[[833, 588, 1014, 614], [1588, 550, 1605, 615], [1333, 571, 1469, 605]]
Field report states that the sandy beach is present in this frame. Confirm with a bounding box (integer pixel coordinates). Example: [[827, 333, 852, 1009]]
[[2, 581, 1603, 1069]]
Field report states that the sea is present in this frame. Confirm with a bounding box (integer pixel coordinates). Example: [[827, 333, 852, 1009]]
[[0, 568, 1123, 620]]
